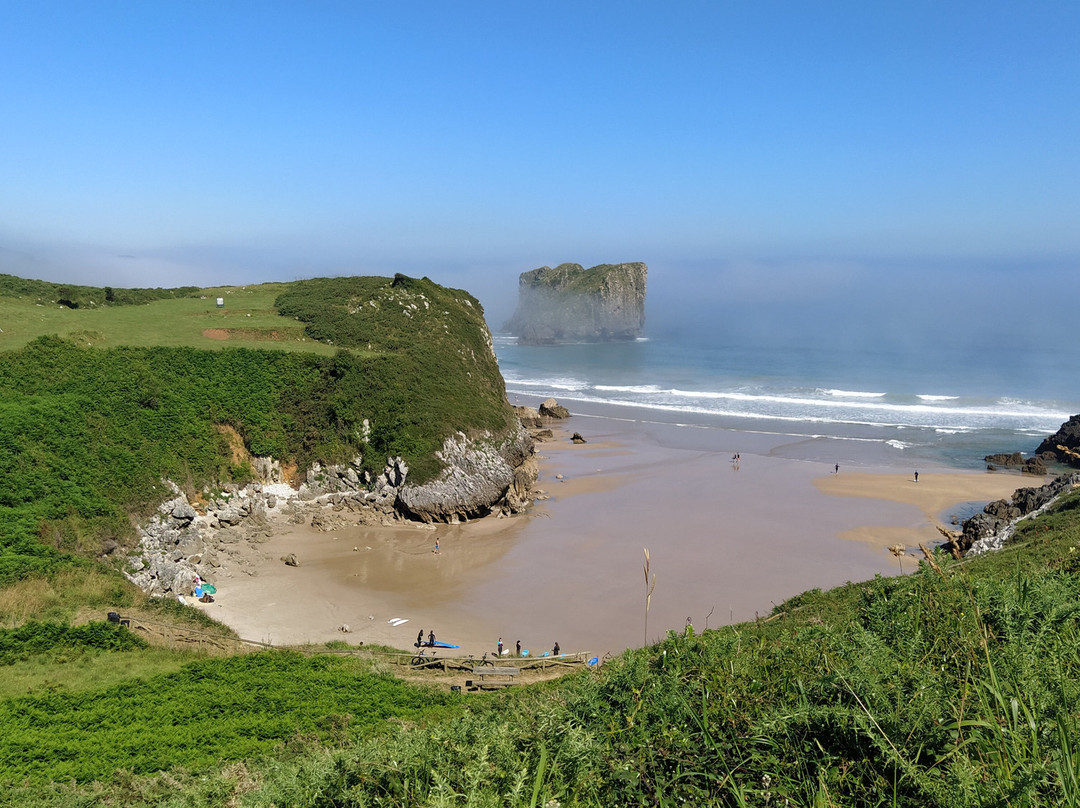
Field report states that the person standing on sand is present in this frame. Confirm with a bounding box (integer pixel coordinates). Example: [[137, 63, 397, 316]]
[[428, 630, 435, 647], [914, 471, 919, 483], [552, 641, 560, 656], [835, 463, 839, 474], [433, 537, 440, 554], [417, 629, 424, 647], [516, 639, 521, 656], [497, 637, 503, 656]]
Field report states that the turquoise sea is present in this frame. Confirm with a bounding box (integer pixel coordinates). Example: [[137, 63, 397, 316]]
[[494, 330, 1080, 471]]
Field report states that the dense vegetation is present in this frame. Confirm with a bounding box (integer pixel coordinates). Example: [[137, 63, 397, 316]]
[[0, 650, 457, 787], [0, 274, 517, 583], [1, 489, 1078, 806], [0, 620, 147, 665]]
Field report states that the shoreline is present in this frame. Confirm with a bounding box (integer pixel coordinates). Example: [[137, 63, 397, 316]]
[[190, 404, 1045, 659]]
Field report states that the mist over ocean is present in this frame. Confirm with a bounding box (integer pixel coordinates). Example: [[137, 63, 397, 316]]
[[494, 328, 1080, 471]]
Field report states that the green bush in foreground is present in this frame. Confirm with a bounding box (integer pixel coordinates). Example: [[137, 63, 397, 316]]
[[0, 620, 146, 665], [0, 651, 456, 787]]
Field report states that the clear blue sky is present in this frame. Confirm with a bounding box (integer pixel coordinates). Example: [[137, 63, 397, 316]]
[[1, 1, 1078, 330]]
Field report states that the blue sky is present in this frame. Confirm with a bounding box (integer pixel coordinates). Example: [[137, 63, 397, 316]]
[[1, 1, 1078, 330]]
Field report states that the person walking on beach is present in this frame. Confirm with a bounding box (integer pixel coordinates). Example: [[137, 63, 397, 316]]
[[433, 537, 440, 554], [914, 471, 919, 483], [835, 463, 839, 474]]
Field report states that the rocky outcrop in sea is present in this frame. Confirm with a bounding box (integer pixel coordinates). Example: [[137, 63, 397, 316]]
[[505, 262, 648, 344], [984, 452, 1047, 475]]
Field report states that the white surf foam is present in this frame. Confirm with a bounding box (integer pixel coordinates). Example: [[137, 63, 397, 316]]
[[821, 388, 887, 398]]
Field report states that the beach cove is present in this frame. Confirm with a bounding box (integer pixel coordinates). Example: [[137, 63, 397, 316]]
[[192, 406, 1039, 660]]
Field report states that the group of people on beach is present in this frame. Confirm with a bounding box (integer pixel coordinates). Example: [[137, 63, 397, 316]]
[[417, 629, 437, 648], [497, 636, 560, 657]]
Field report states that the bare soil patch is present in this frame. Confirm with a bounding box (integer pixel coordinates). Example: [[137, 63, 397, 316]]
[[201, 327, 295, 341], [215, 424, 252, 467]]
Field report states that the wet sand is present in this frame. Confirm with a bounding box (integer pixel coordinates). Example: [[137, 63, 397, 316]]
[[192, 412, 1037, 661]]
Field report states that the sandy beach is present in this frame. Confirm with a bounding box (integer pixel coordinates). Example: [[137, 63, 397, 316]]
[[190, 410, 1039, 661], [813, 469, 1031, 551]]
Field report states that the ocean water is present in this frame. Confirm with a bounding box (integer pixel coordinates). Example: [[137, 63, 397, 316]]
[[494, 331, 1080, 471]]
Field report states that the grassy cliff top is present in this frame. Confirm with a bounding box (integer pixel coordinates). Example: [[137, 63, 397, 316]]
[[518, 261, 647, 295], [0, 276, 335, 355]]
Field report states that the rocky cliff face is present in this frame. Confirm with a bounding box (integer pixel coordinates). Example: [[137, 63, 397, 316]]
[[950, 472, 1080, 556], [129, 433, 543, 596], [505, 262, 647, 344], [396, 425, 537, 522], [1035, 414, 1080, 468]]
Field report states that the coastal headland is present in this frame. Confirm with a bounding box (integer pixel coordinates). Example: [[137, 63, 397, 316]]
[[193, 401, 1044, 659]]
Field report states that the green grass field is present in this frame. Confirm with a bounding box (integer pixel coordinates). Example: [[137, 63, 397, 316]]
[[0, 283, 338, 355]]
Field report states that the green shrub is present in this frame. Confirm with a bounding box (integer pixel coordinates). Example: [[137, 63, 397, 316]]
[[0, 620, 147, 665], [0, 651, 457, 786]]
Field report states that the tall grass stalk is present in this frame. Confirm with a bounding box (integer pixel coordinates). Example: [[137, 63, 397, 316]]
[[643, 548, 655, 646], [529, 744, 549, 808]]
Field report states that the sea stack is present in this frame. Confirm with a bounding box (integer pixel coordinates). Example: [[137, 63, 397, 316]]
[[505, 262, 647, 344]]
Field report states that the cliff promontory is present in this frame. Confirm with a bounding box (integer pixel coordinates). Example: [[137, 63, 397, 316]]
[[0, 272, 537, 585], [505, 262, 647, 344]]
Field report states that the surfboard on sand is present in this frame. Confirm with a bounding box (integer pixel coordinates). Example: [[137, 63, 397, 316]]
[[430, 640, 459, 649]]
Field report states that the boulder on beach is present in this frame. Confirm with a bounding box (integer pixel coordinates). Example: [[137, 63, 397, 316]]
[[514, 405, 543, 428], [539, 398, 570, 419]]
